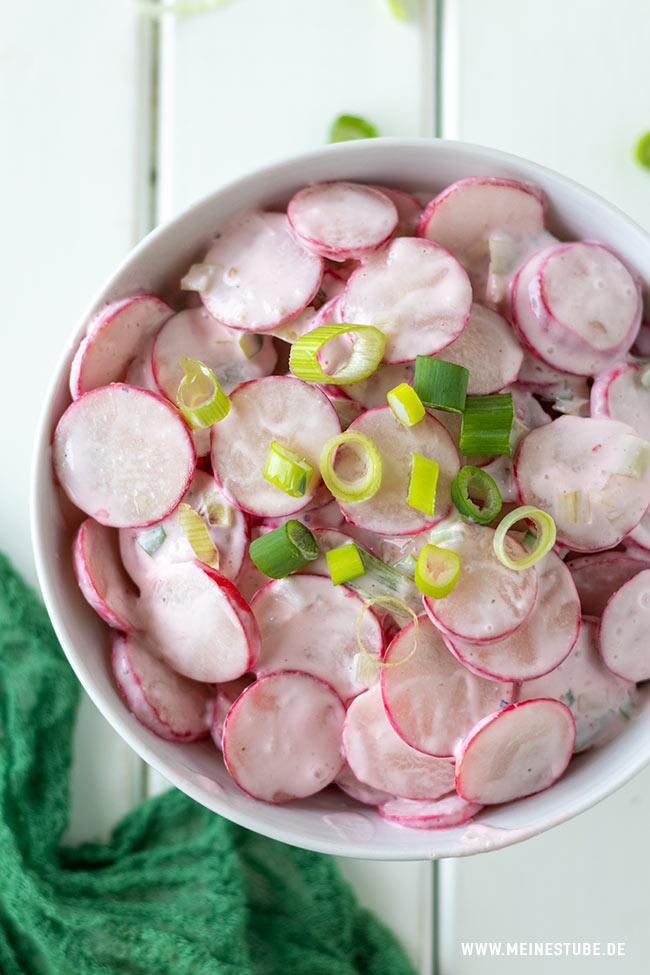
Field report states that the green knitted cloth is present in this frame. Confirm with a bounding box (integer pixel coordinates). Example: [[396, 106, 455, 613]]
[[0, 552, 416, 975]]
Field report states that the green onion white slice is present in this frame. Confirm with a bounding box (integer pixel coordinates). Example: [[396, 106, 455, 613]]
[[407, 454, 439, 516], [460, 393, 513, 456], [178, 503, 220, 567], [136, 524, 166, 556], [326, 543, 366, 585], [413, 356, 469, 413], [493, 505, 557, 570], [387, 382, 425, 427], [248, 521, 318, 579], [176, 356, 230, 429], [289, 324, 386, 385], [414, 544, 460, 598], [451, 465, 502, 525], [356, 595, 419, 670], [263, 441, 314, 498], [319, 431, 382, 503]]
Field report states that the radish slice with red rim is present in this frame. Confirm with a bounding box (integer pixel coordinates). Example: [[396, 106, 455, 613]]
[[381, 614, 512, 758], [628, 506, 650, 552], [341, 362, 415, 409], [193, 211, 323, 331], [251, 574, 384, 702], [222, 671, 346, 803], [343, 685, 457, 799], [210, 376, 341, 517], [423, 522, 538, 643], [433, 303, 523, 395], [567, 552, 650, 616], [368, 184, 423, 237], [455, 699, 575, 805], [211, 673, 256, 749], [590, 361, 650, 441], [514, 415, 650, 551], [287, 181, 398, 261], [335, 762, 394, 806], [69, 295, 174, 398], [112, 631, 213, 742], [336, 406, 460, 536], [339, 237, 472, 363], [379, 793, 483, 830], [599, 568, 650, 681], [72, 518, 140, 631], [521, 618, 638, 752], [52, 384, 196, 528]]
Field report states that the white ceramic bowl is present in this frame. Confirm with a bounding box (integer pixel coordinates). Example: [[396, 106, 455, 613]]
[[32, 137, 650, 859]]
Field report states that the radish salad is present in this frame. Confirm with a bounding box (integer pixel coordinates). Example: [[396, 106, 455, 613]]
[[53, 175, 650, 830]]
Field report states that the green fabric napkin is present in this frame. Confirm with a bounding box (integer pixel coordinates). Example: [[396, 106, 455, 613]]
[[0, 552, 416, 975]]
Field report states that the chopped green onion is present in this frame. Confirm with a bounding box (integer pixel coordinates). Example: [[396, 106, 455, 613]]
[[329, 114, 378, 143], [386, 0, 408, 20], [460, 393, 513, 456], [178, 503, 219, 567], [179, 263, 218, 292], [493, 505, 556, 570], [413, 356, 469, 414], [248, 521, 318, 579], [343, 548, 421, 615], [635, 131, 650, 170], [414, 544, 460, 598], [176, 357, 230, 428], [356, 596, 419, 670], [263, 441, 314, 498], [326, 543, 366, 585], [289, 323, 386, 385], [640, 364, 650, 389], [393, 553, 417, 579], [204, 500, 233, 527], [407, 454, 439, 516], [136, 524, 166, 556], [320, 431, 382, 503], [238, 332, 263, 359], [451, 465, 502, 525], [387, 383, 425, 427]]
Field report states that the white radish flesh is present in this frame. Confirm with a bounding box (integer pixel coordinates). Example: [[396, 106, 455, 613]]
[[222, 671, 346, 803], [567, 552, 650, 616], [590, 362, 650, 441], [369, 184, 423, 237], [112, 631, 212, 742], [335, 763, 394, 806], [381, 615, 511, 758], [211, 673, 256, 749], [210, 376, 341, 517], [514, 415, 650, 551], [434, 303, 523, 395], [455, 699, 575, 805], [336, 407, 460, 536], [251, 574, 383, 703], [379, 793, 482, 830], [599, 568, 650, 681], [52, 384, 196, 528], [72, 518, 140, 631], [628, 506, 650, 551], [287, 181, 398, 261], [340, 237, 472, 363], [69, 296, 173, 398], [196, 211, 323, 330], [343, 685, 456, 799], [341, 362, 415, 409]]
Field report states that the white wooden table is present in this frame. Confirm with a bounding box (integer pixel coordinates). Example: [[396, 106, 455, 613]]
[[4, 1, 650, 971]]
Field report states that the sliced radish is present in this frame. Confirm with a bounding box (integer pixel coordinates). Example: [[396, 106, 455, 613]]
[[256, 496, 345, 535], [567, 552, 650, 616], [416, 177, 546, 296], [511, 243, 641, 376], [235, 553, 271, 603], [381, 614, 511, 758], [455, 699, 575, 805], [485, 228, 558, 309], [69, 295, 173, 398], [369, 184, 423, 237], [516, 347, 576, 389], [222, 671, 345, 803], [335, 762, 394, 806], [152, 307, 277, 402], [433, 303, 523, 395], [444, 550, 579, 682], [342, 685, 456, 799], [211, 673, 256, 749], [339, 237, 472, 363], [251, 574, 383, 702], [423, 522, 538, 643], [378, 793, 482, 830], [72, 518, 140, 630], [52, 384, 196, 528], [111, 631, 212, 742], [591, 362, 650, 441], [194, 210, 323, 331], [628, 505, 650, 552], [336, 406, 460, 536], [136, 561, 261, 682], [287, 181, 398, 261], [522, 618, 638, 752], [210, 376, 340, 517], [599, 568, 650, 681], [633, 323, 650, 357], [124, 332, 159, 393], [341, 362, 415, 409], [514, 415, 650, 551]]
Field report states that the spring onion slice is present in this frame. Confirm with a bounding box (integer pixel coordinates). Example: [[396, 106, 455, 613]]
[[329, 114, 378, 143], [178, 503, 219, 567], [493, 505, 557, 570], [413, 356, 469, 414], [414, 545, 460, 598], [238, 332, 263, 359], [179, 263, 219, 292], [203, 500, 233, 527], [342, 548, 421, 615], [407, 454, 439, 516], [176, 357, 230, 429], [326, 543, 366, 586], [263, 441, 314, 498], [356, 596, 419, 671], [136, 524, 166, 556], [320, 431, 382, 503], [640, 365, 650, 389], [635, 131, 650, 171], [387, 383, 425, 427], [289, 324, 386, 385], [248, 520, 318, 579], [460, 393, 513, 456], [451, 465, 502, 525]]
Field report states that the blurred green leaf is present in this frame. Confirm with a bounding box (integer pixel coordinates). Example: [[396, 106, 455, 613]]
[[329, 115, 379, 143]]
